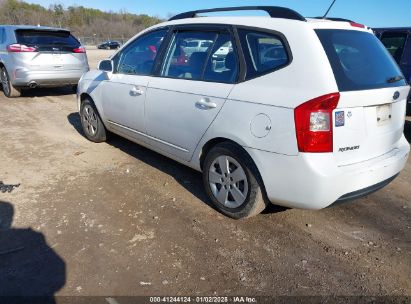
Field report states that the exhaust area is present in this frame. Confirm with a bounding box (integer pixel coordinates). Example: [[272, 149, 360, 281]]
[[28, 82, 37, 89]]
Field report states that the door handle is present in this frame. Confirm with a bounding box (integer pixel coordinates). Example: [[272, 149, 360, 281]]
[[195, 98, 217, 109], [130, 86, 144, 96]]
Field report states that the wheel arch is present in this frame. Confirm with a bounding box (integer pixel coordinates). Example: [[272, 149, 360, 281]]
[[79, 93, 107, 128], [199, 137, 260, 179], [80, 92, 91, 103], [78, 92, 90, 113]]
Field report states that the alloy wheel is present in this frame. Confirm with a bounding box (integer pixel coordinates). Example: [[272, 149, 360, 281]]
[[82, 104, 98, 136], [208, 155, 249, 208]]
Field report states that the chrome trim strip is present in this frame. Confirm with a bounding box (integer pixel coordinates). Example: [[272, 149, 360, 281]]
[[107, 120, 189, 153]]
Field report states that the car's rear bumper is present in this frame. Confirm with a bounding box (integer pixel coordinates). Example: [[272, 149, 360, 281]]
[[12, 68, 88, 87], [332, 173, 398, 205], [245, 135, 410, 209]]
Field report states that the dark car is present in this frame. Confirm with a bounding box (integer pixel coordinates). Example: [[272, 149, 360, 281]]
[[374, 28, 411, 114], [97, 41, 120, 50]]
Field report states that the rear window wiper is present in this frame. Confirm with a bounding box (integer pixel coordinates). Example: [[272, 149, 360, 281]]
[[387, 75, 404, 83]]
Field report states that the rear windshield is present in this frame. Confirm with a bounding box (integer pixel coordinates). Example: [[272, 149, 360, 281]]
[[316, 29, 406, 91], [15, 30, 80, 47]]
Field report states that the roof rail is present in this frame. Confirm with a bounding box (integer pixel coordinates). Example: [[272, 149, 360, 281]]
[[312, 17, 355, 23], [168, 6, 306, 22]]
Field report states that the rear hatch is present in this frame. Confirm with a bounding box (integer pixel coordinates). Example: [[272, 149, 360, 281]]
[[12, 29, 88, 71], [316, 29, 409, 166]]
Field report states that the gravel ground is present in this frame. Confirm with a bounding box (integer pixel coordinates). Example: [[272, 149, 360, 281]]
[[0, 49, 410, 301]]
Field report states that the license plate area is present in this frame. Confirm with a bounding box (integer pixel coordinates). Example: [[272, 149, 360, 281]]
[[52, 53, 62, 64], [376, 104, 392, 126]]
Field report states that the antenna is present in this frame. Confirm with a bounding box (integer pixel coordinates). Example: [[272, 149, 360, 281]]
[[323, 0, 337, 18]]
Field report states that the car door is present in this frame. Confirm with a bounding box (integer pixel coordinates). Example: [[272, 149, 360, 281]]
[[100, 28, 168, 139], [145, 26, 239, 161]]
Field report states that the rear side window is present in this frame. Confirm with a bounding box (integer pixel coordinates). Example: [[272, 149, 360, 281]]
[[161, 31, 216, 80], [379, 31, 408, 64], [203, 33, 238, 83], [316, 29, 406, 91], [15, 30, 80, 47], [238, 29, 290, 80]]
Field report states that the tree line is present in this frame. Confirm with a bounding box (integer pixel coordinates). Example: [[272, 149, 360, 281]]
[[0, 0, 162, 42]]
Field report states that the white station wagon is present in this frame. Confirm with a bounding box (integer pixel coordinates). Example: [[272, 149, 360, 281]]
[[77, 6, 410, 218]]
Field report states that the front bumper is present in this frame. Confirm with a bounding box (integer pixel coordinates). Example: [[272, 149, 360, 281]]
[[245, 135, 410, 209]]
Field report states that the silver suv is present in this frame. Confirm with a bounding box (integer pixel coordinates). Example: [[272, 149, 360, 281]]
[[0, 25, 89, 97]]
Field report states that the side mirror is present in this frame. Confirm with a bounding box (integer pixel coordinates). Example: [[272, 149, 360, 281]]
[[98, 59, 113, 72]]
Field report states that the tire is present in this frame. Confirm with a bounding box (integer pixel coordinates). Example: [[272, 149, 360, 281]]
[[1, 67, 21, 98], [202, 142, 268, 219], [80, 98, 106, 142]]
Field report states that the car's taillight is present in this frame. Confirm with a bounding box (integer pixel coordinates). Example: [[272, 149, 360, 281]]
[[7, 44, 37, 52], [294, 93, 340, 153], [73, 46, 86, 53]]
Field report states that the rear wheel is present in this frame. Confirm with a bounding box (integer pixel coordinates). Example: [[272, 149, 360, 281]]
[[1, 67, 21, 98], [203, 142, 267, 219], [80, 98, 106, 142]]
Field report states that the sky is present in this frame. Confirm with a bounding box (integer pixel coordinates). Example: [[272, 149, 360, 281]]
[[26, 0, 411, 28]]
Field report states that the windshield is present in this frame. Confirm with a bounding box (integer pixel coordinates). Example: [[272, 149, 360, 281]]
[[316, 29, 406, 91]]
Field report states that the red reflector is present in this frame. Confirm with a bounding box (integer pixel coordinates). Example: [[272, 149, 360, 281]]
[[73, 46, 86, 53], [294, 93, 340, 153], [349, 22, 365, 28], [7, 44, 37, 52]]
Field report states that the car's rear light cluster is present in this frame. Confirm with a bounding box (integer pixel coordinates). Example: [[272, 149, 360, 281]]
[[294, 93, 340, 153], [73, 46, 86, 53], [7, 44, 37, 52]]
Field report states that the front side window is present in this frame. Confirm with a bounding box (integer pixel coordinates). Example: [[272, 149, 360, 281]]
[[379, 31, 408, 64], [161, 31, 217, 80], [238, 29, 289, 80], [116, 29, 167, 76]]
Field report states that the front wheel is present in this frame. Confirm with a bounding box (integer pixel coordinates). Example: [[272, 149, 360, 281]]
[[202, 142, 267, 219], [1, 67, 21, 98], [80, 98, 107, 142]]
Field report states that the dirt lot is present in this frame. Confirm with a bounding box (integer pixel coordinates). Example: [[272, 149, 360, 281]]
[[0, 49, 410, 300]]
